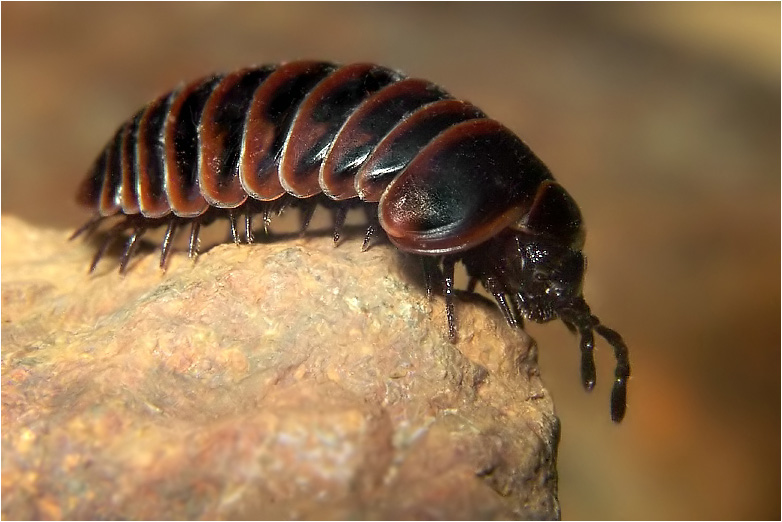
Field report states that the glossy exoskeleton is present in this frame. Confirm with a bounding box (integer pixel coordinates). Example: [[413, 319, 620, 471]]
[[74, 61, 630, 422]]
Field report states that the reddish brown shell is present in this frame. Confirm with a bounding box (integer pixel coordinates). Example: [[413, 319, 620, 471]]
[[77, 60, 569, 255]]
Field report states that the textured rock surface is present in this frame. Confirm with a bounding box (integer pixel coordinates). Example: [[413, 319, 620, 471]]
[[1, 216, 559, 520]]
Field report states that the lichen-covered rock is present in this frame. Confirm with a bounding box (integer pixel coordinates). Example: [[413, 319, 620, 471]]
[[1, 216, 559, 520]]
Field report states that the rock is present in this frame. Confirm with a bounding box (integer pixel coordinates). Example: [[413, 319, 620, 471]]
[[1, 215, 560, 520]]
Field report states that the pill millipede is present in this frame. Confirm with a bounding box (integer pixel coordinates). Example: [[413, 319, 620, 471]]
[[73, 60, 630, 422]]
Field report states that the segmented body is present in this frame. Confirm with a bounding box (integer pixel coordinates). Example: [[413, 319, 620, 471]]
[[75, 61, 630, 422]]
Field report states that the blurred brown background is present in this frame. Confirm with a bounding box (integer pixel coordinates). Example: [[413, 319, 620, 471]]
[[2, 2, 779, 519]]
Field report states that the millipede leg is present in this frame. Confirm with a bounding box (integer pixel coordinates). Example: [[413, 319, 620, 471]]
[[361, 224, 375, 252], [361, 204, 380, 252], [70, 214, 105, 240], [485, 276, 517, 328], [466, 276, 479, 293], [89, 236, 115, 273], [361, 205, 380, 252], [508, 293, 525, 329], [332, 206, 348, 244], [228, 210, 239, 245], [89, 221, 127, 273], [119, 226, 145, 274], [188, 221, 201, 259], [299, 200, 317, 233], [262, 198, 289, 235], [245, 211, 254, 244], [421, 256, 439, 301], [159, 221, 177, 270], [442, 256, 457, 342], [262, 207, 272, 235]]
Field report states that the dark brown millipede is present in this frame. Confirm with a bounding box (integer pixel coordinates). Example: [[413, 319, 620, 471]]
[[74, 60, 630, 422]]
